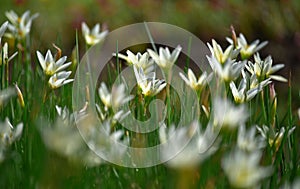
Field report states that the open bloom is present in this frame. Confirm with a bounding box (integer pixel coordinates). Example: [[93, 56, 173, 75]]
[[230, 71, 271, 103], [256, 125, 296, 150], [48, 71, 74, 89], [213, 97, 248, 130], [246, 53, 287, 82], [237, 125, 266, 152], [207, 39, 239, 64], [81, 22, 108, 46], [159, 121, 218, 168], [113, 50, 155, 74], [36, 50, 72, 76], [179, 69, 213, 91], [147, 46, 181, 73], [5, 10, 38, 39], [0, 118, 23, 162], [227, 33, 268, 60], [207, 55, 245, 82], [133, 66, 166, 96], [0, 21, 8, 44], [222, 149, 272, 188]]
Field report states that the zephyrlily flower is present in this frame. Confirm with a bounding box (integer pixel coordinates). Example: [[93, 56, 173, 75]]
[[246, 53, 287, 82], [1, 42, 18, 65], [207, 39, 239, 64], [179, 68, 213, 91], [227, 33, 268, 60], [147, 46, 181, 73], [48, 71, 74, 89], [113, 50, 155, 74], [237, 125, 266, 152], [81, 22, 108, 46], [222, 149, 272, 188], [5, 10, 39, 39], [207, 55, 245, 82], [133, 66, 166, 96], [36, 50, 72, 76]]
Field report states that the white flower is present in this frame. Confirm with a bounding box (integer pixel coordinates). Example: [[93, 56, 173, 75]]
[[98, 82, 134, 109], [5, 10, 39, 39], [256, 125, 296, 150], [0, 87, 17, 107], [48, 71, 74, 89], [36, 50, 72, 76], [1, 42, 18, 65], [0, 118, 23, 162], [213, 97, 248, 130], [179, 68, 213, 91], [230, 71, 271, 103], [207, 39, 239, 64], [147, 45, 181, 72], [246, 53, 287, 82], [0, 21, 8, 44], [222, 149, 272, 188], [159, 121, 218, 168], [237, 125, 266, 152], [113, 50, 155, 74], [227, 33, 268, 59], [207, 55, 245, 82], [134, 66, 166, 96], [81, 22, 108, 46]]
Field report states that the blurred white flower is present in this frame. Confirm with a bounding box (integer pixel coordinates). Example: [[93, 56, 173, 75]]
[[147, 45, 181, 73], [237, 125, 266, 152], [159, 121, 218, 168], [134, 66, 166, 96], [0, 21, 8, 44], [222, 149, 272, 188], [0, 118, 23, 163], [179, 69, 213, 91], [36, 50, 71, 76], [227, 33, 268, 60], [0, 87, 17, 107], [81, 22, 108, 46], [207, 39, 239, 64], [48, 71, 74, 89], [207, 55, 245, 82], [246, 53, 287, 82], [5, 10, 39, 39], [256, 125, 296, 150], [113, 50, 155, 74], [213, 97, 248, 130]]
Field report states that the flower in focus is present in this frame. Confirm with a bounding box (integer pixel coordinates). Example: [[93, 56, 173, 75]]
[[5, 10, 39, 39], [48, 71, 74, 89], [36, 50, 72, 76], [113, 50, 155, 74], [246, 53, 287, 82], [159, 121, 218, 168], [230, 71, 271, 103], [147, 45, 181, 73], [237, 125, 265, 152], [0, 118, 23, 163], [256, 125, 296, 150], [179, 68, 213, 91], [81, 22, 108, 46], [0, 21, 8, 44], [227, 33, 268, 60], [134, 66, 166, 96], [222, 149, 272, 188], [213, 97, 248, 130], [207, 55, 245, 82], [207, 39, 239, 64]]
